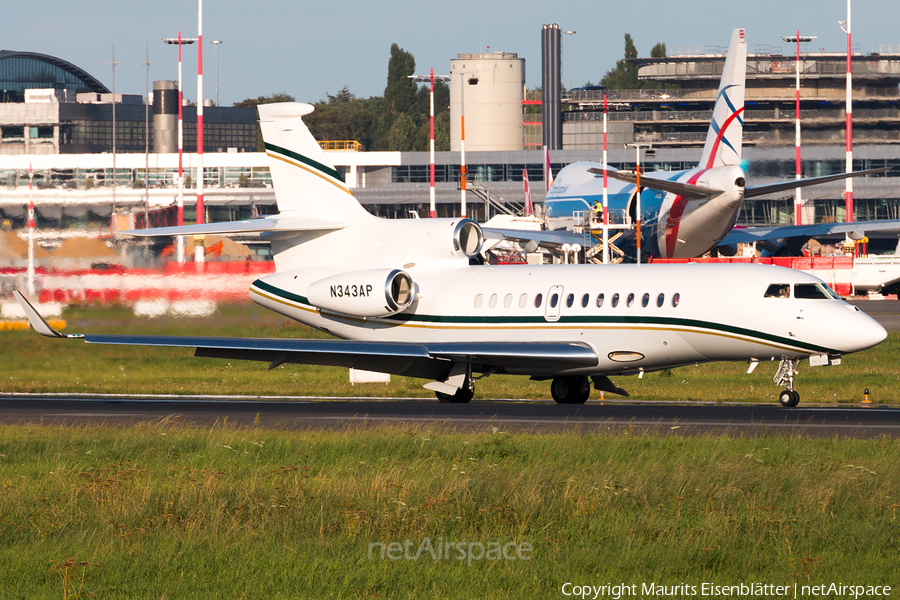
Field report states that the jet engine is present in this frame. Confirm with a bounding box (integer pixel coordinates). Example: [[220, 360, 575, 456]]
[[306, 269, 416, 317], [452, 218, 484, 259]]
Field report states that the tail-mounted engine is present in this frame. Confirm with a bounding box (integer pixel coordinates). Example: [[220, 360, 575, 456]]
[[306, 269, 416, 317], [453, 219, 483, 259]]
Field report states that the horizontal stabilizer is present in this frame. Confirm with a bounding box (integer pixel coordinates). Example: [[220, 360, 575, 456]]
[[121, 215, 348, 237], [587, 168, 722, 200], [744, 167, 893, 199]]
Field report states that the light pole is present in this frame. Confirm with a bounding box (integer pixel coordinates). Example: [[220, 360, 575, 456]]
[[409, 70, 450, 218], [105, 46, 121, 221], [140, 46, 154, 228], [839, 0, 853, 226], [626, 142, 652, 265], [164, 34, 197, 263], [456, 71, 476, 218], [211, 39, 222, 106], [564, 30, 576, 90], [782, 33, 816, 226]]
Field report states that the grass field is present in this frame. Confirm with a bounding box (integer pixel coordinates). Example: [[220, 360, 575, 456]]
[[1, 423, 899, 599], [2, 302, 898, 404], [3, 303, 899, 597]]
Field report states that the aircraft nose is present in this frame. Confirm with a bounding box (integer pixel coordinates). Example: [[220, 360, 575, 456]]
[[841, 307, 887, 353]]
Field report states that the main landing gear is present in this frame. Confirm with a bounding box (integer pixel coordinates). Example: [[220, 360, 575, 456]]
[[434, 375, 475, 404], [774, 359, 801, 408], [435, 377, 475, 403], [550, 376, 592, 404]]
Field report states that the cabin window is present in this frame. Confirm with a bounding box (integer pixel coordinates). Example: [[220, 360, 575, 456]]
[[611, 293, 620, 308], [596, 293, 605, 308], [656, 293, 665, 307], [672, 293, 681, 307], [642, 293, 650, 308], [566, 293, 575, 308], [519, 293, 528, 308], [794, 283, 832, 300], [534, 293, 543, 308], [626, 293, 635, 308], [581, 293, 589, 308], [489, 294, 498, 308], [764, 284, 790, 298], [474, 294, 483, 308], [550, 293, 559, 309], [504, 294, 513, 308]]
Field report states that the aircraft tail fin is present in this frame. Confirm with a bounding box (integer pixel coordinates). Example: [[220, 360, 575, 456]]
[[523, 169, 533, 215], [698, 29, 747, 169], [258, 103, 372, 224]]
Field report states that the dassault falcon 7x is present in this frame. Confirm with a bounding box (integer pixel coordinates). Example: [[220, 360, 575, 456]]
[[14, 102, 887, 407], [543, 28, 893, 260]]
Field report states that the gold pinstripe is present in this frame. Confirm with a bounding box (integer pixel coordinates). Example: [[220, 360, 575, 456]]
[[266, 152, 354, 196], [250, 285, 813, 355]]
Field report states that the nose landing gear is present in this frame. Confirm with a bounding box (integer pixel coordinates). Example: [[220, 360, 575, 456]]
[[774, 359, 801, 407]]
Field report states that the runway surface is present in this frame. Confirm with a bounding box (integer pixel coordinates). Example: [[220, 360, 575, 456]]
[[2, 396, 899, 437]]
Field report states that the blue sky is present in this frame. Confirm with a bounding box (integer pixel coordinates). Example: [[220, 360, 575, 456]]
[[2, 0, 894, 106]]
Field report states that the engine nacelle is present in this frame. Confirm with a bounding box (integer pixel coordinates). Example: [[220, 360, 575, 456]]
[[306, 269, 416, 317], [453, 219, 484, 259]]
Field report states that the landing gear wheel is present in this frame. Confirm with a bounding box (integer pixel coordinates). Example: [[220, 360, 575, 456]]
[[436, 379, 475, 404], [550, 376, 591, 404], [779, 389, 800, 408]]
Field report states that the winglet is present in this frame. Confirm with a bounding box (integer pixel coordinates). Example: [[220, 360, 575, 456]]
[[12, 291, 82, 339]]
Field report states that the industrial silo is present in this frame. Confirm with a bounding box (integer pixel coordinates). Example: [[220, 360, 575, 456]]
[[449, 52, 525, 152]]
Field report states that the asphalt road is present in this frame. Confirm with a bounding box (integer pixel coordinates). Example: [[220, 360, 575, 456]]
[[2, 396, 899, 438]]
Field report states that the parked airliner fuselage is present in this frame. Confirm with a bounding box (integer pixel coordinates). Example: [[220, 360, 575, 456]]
[[544, 164, 747, 259]]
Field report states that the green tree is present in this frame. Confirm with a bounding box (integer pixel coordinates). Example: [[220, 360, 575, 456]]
[[650, 42, 667, 58], [383, 43, 418, 126], [601, 34, 640, 90], [386, 112, 417, 151]]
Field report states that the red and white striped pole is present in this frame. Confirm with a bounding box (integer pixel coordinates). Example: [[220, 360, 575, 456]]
[[177, 32, 186, 263], [195, 0, 206, 264], [429, 68, 436, 218], [794, 31, 802, 225], [602, 93, 609, 264], [842, 0, 854, 224], [27, 163, 35, 297]]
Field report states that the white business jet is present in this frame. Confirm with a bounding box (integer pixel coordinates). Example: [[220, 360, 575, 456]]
[[13, 103, 887, 407]]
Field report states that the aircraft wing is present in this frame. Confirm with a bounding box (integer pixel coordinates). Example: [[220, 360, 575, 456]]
[[482, 227, 594, 249], [586, 168, 722, 201], [12, 292, 598, 380], [744, 167, 893, 199], [120, 215, 348, 237], [720, 219, 900, 248]]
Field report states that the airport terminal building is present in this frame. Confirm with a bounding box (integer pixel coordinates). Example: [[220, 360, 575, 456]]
[[1, 47, 899, 247]]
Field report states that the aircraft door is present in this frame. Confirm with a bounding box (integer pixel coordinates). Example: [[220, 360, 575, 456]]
[[545, 285, 563, 322]]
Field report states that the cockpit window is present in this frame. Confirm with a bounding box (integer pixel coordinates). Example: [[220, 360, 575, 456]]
[[764, 284, 790, 298], [794, 283, 834, 300]]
